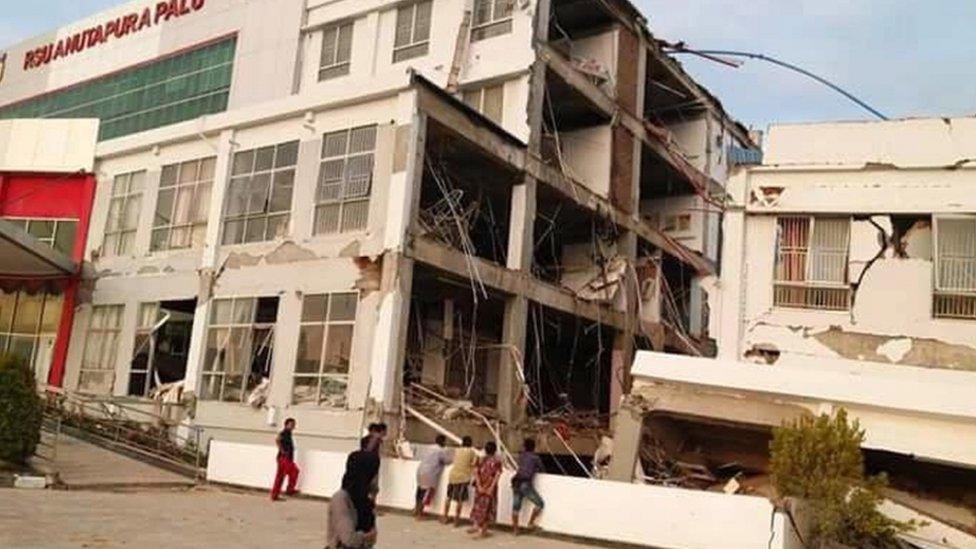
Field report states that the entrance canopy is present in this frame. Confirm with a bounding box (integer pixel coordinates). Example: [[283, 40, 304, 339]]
[[0, 218, 77, 293]]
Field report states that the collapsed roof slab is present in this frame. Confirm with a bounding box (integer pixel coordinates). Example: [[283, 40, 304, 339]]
[[629, 350, 976, 469]]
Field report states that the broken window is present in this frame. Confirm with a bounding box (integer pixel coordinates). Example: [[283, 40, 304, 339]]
[[319, 22, 354, 81], [201, 296, 278, 403], [222, 141, 298, 245], [78, 304, 123, 394], [393, 1, 431, 62], [314, 125, 376, 234], [462, 83, 505, 125], [3, 218, 77, 255], [151, 157, 215, 252], [103, 171, 145, 257], [933, 215, 976, 320], [0, 291, 62, 383], [472, 0, 514, 41], [293, 293, 357, 407], [774, 216, 851, 311], [128, 300, 195, 397]]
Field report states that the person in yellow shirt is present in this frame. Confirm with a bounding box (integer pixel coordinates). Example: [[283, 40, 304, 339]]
[[442, 436, 479, 525]]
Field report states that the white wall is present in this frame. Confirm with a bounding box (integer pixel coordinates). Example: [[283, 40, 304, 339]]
[[559, 125, 612, 197], [0, 119, 98, 173], [207, 439, 797, 549]]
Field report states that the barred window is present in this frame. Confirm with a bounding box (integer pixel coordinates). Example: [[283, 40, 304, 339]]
[[293, 293, 357, 407], [152, 157, 215, 251], [933, 216, 976, 319], [472, 0, 514, 41], [103, 171, 145, 257], [314, 126, 377, 234], [4, 218, 77, 255], [462, 83, 504, 124], [393, 1, 432, 62], [319, 22, 354, 81], [222, 141, 298, 245], [78, 304, 123, 394], [201, 297, 279, 403], [774, 216, 851, 311]]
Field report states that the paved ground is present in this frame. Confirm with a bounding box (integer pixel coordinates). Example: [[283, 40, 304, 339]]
[[0, 486, 601, 548], [31, 433, 192, 488]]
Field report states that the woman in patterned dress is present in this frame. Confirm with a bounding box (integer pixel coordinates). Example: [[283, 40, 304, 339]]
[[467, 441, 502, 538]]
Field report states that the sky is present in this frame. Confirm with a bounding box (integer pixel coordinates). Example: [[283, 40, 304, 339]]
[[3, 0, 975, 130]]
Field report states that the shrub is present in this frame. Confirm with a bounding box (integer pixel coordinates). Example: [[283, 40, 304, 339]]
[[770, 409, 914, 548], [0, 354, 44, 465]]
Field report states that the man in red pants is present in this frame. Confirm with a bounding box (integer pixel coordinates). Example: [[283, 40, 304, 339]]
[[270, 418, 299, 501]]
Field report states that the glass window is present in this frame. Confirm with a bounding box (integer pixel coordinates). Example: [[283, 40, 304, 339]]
[[933, 215, 976, 319], [462, 83, 505, 124], [773, 216, 851, 311], [0, 38, 236, 141], [393, 1, 432, 62], [2, 218, 77, 255], [0, 291, 62, 378], [319, 22, 354, 81], [103, 171, 145, 257], [78, 304, 123, 394], [151, 157, 215, 252], [222, 141, 298, 245], [293, 293, 357, 407], [314, 125, 377, 235], [201, 296, 278, 403], [472, 0, 514, 41]]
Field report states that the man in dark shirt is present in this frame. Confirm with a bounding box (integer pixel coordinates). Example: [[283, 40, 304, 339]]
[[511, 438, 545, 535], [271, 418, 300, 501]]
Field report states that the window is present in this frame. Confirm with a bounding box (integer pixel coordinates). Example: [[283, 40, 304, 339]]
[[0, 38, 236, 141], [293, 293, 357, 407], [472, 0, 514, 41], [78, 304, 123, 394], [0, 291, 62, 381], [4, 218, 77, 255], [462, 83, 504, 124], [103, 171, 145, 257], [128, 300, 194, 396], [314, 126, 377, 234], [319, 22, 354, 81], [151, 157, 215, 252], [393, 1, 432, 62], [201, 297, 278, 403], [222, 141, 299, 245], [774, 216, 851, 311], [933, 215, 976, 319]]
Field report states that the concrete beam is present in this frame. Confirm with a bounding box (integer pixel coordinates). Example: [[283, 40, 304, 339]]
[[408, 237, 628, 330], [411, 75, 713, 275], [537, 43, 725, 201]]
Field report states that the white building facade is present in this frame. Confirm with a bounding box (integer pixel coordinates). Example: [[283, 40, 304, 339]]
[[1, 0, 753, 452]]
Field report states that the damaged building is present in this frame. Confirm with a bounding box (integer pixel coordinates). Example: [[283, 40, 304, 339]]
[[612, 118, 976, 543], [0, 0, 754, 460]]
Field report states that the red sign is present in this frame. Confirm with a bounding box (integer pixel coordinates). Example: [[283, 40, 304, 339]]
[[23, 0, 206, 71]]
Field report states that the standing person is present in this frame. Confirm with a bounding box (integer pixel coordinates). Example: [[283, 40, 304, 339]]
[[364, 423, 387, 505], [443, 436, 479, 525], [328, 440, 380, 548], [467, 441, 502, 538], [270, 418, 299, 501], [511, 438, 545, 535], [414, 434, 452, 519]]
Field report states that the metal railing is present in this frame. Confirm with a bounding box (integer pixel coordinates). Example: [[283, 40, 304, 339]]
[[40, 386, 206, 480]]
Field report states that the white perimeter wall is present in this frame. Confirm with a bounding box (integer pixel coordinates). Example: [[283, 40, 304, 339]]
[[207, 440, 798, 549]]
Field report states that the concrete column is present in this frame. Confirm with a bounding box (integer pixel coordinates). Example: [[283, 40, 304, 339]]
[[183, 129, 236, 397], [607, 396, 644, 482], [367, 92, 425, 413], [289, 137, 323, 240]]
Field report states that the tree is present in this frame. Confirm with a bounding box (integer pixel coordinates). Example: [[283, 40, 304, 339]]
[[770, 409, 914, 548], [0, 354, 44, 465]]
